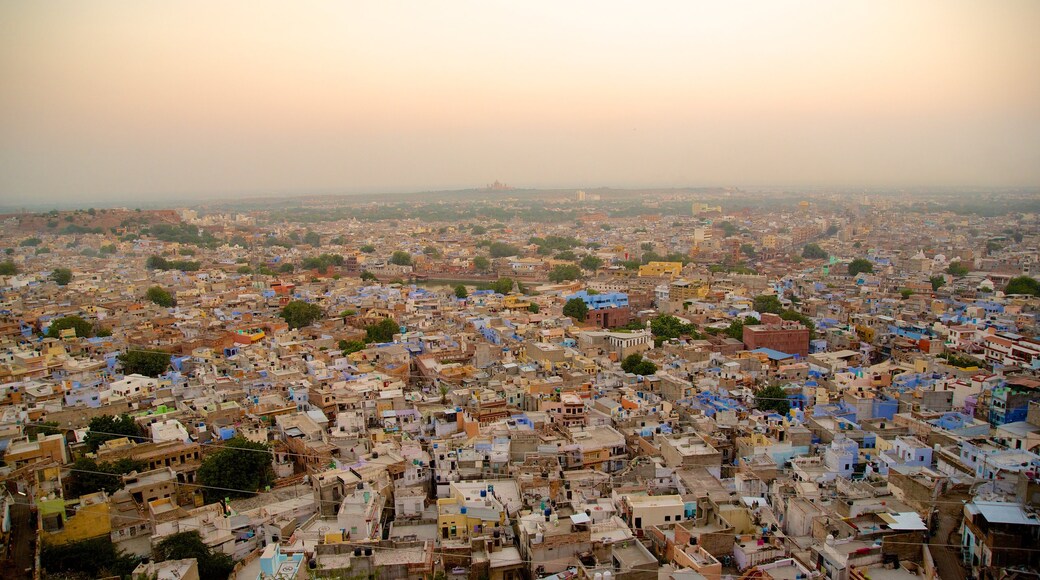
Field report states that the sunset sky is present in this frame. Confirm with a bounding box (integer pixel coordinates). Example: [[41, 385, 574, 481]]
[[2, 1, 1039, 204]]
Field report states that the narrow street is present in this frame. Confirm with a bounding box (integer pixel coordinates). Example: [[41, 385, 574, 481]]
[[2, 499, 35, 580], [928, 510, 966, 580]]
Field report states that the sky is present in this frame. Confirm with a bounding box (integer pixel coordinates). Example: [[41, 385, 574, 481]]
[[2, 1, 1039, 205]]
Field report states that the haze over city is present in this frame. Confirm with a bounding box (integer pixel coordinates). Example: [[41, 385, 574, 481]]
[[2, 0, 1040, 205]]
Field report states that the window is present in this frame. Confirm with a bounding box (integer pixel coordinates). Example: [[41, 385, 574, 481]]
[[665, 516, 671, 522]]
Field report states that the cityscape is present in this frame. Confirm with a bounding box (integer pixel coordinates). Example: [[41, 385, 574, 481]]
[[2, 3, 1039, 580]]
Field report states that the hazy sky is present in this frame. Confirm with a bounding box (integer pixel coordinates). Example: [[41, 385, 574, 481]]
[[2, 1, 1039, 204]]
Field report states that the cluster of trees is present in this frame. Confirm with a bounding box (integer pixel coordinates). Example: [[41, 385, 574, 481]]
[[142, 223, 217, 246], [67, 456, 147, 497], [301, 253, 345, 273], [472, 255, 491, 272], [366, 317, 399, 343], [339, 339, 366, 355], [530, 235, 581, 255], [0, 260, 18, 275], [755, 384, 791, 415], [476, 277, 517, 295], [146, 285, 176, 307], [848, 258, 874, 276], [549, 264, 583, 282], [946, 261, 970, 277], [196, 437, 275, 503], [117, 349, 172, 377], [46, 315, 95, 339], [621, 353, 657, 376], [390, 250, 413, 265], [563, 297, 589, 321], [146, 255, 201, 271], [1006, 276, 1039, 296], [489, 241, 521, 258], [938, 351, 988, 370], [83, 414, 146, 451], [649, 314, 700, 346], [280, 300, 323, 329], [51, 267, 73, 285], [801, 243, 828, 260]]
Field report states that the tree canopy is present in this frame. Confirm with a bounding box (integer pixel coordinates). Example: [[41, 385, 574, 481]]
[[84, 414, 146, 452], [946, 261, 970, 277], [563, 297, 589, 321], [117, 349, 171, 377], [848, 258, 874, 276], [0, 261, 17, 275], [755, 384, 791, 415], [390, 250, 413, 266], [472, 255, 491, 272], [549, 264, 583, 282], [51, 267, 73, 286], [489, 241, 521, 258], [801, 243, 828, 260], [154, 531, 235, 580], [752, 295, 783, 314], [196, 437, 275, 503], [649, 314, 700, 346], [46, 315, 93, 338], [366, 317, 399, 343], [67, 456, 147, 497], [621, 353, 657, 376], [454, 284, 468, 299], [1005, 276, 1039, 296], [146, 285, 176, 307], [280, 300, 322, 329]]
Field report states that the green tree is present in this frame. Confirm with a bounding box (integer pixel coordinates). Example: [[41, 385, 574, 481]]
[[470, 225, 487, 235], [303, 231, 321, 246], [549, 264, 583, 282], [46, 315, 94, 338], [366, 317, 399, 343], [621, 353, 657, 376], [41, 537, 140, 579], [649, 314, 700, 346], [360, 244, 376, 253], [390, 250, 413, 265], [489, 241, 520, 258], [491, 277, 515, 294], [473, 255, 491, 272], [424, 245, 442, 258], [0, 261, 18, 275], [563, 297, 589, 321], [1006, 276, 1040, 296], [900, 288, 913, 299], [929, 275, 945, 291], [154, 531, 235, 580], [196, 438, 275, 503], [338, 340, 366, 355], [146, 285, 176, 307], [946, 261, 970, 277], [51, 267, 73, 286], [454, 284, 468, 299], [753, 295, 783, 314], [279, 262, 295, 273], [280, 300, 323, 329], [83, 414, 146, 452], [740, 244, 757, 258], [528, 303, 540, 313], [99, 243, 117, 254], [579, 255, 603, 271], [67, 456, 147, 497], [20, 237, 42, 247], [848, 258, 874, 276], [360, 270, 378, 281], [117, 349, 171, 377], [755, 384, 790, 415], [801, 243, 828, 260], [236, 265, 252, 274]]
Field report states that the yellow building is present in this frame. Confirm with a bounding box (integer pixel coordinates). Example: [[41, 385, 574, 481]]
[[38, 491, 112, 545], [437, 486, 507, 541], [639, 261, 683, 278], [502, 295, 532, 310]]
